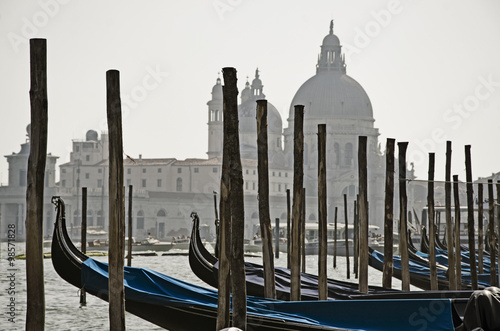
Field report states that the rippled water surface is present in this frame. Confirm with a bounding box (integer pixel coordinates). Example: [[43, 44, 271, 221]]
[[0, 241, 407, 330]]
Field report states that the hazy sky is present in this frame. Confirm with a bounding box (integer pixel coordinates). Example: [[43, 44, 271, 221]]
[[1, 0, 499, 185]]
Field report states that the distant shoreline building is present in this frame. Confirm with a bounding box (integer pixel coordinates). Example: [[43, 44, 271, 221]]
[[1, 21, 420, 241]]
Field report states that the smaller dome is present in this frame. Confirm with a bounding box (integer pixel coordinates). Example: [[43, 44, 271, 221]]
[[211, 77, 222, 100], [86, 130, 98, 142], [322, 33, 340, 47]]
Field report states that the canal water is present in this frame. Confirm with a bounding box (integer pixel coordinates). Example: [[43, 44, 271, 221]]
[[0, 242, 408, 330]]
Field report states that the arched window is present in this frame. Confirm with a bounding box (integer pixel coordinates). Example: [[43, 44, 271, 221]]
[[334, 143, 340, 165], [137, 210, 144, 230], [176, 178, 183, 192], [157, 209, 167, 217], [345, 143, 353, 166], [309, 213, 317, 221], [251, 212, 259, 219]]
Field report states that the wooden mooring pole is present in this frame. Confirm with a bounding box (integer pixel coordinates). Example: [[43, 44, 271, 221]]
[[496, 181, 500, 287], [358, 136, 368, 293], [26, 38, 47, 331], [224, 67, 247, 329], [465, 145, 478, 289], [478, 183, 484, 274], [127, 185, 133, 267], [317, 124, 327, 300], [353, 199, 358, 279], [275, 218, 280, 259], [427, 153, 438, 290], [291, 104, 304, 301], [445, 141, 457, 290], [256, 99, 276, 299], [106, 69, 126, 331], [301, 188, 306, 273], [344, 194, 350, 280], [453, 175, 462, 288], [487, 180, 496, 286], [333, 206, 338, 269], [80, 187, 87, 305], [286, 189, 291, 269], [382, 138, 395, 289], [398, 142, 410, 291]]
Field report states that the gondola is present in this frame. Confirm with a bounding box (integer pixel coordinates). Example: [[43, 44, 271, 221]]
[[52, 196, 464, 331], [189, 212, 400, 301], [189, 212, 476, 317]]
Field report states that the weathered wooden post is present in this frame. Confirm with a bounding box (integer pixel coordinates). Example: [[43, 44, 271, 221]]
[[427, 153, 438, 290], [286, 189, 291, 269], [256, 99, 276, 299], [127, 185, 133, 267], [453, 175, 462, 288], [213, 191, 220, 258], [317, 124, 327, 300], [25, 38, 47, 331], [496, 181, 500, 287], [487, 180, 497, 286], [445, 141, 457, 290], [81, 187, 87, 305], [398, 142, 410, 291], [225, 67, 247, 329], [301, 187, 306, 273], [478, 183, 484, 274], [344, 194, 350, 280], [275, 218, 280, 259], [353, 199, 358, 279], [217, 113, 231, 328], [106, 69, 126, 331], [465, 145, 477, 289], [382, 138, 395, 289], [358, 136, 368, 293], [333, 206, 338, 269], [291, 104, 304, 301]]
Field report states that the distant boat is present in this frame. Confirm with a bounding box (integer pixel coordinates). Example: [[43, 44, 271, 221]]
[[87, 236, 175, 252]]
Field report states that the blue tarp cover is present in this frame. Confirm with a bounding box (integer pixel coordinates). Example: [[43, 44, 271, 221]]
[[82, 258, 456, 331]]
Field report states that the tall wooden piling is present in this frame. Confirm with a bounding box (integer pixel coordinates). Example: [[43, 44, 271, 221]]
[[224, 67, 247, 329], [382, 138, 395, 289], [478, 183, 484, 274], [286, 189, 291, 269], [106, 69, 126, 331], [344, 194, 350, 280], [398, 142, 410, 291], [353, 200, 359, 279], [358, 136, 368, 293], [213, 191, 220, 259], [25, 38, 47, 331], [127, 185, 133, 267], [496, 181, 500, 287], [427, 153, 438, 290], [291, 105, 304, 301], [256, 99, 276, 299], [275, 218, 280, 259], [453, 175, 462, 288], [80, 187, 87, 305], [217, 101, 231, 329], [301, 188, 306, 273], [317, 124, 327, 300], [445, 141, 457, 290], [465, 146, 477, 289], [487, 180, 496, 286], [333, 207, 338, 268]]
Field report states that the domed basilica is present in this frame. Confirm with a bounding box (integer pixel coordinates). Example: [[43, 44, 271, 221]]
[[207, 21, 387, 229]]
